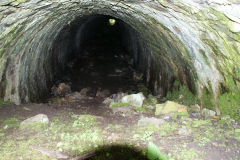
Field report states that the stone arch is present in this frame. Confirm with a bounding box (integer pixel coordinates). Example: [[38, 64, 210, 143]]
[[0, 0, 240, 117]]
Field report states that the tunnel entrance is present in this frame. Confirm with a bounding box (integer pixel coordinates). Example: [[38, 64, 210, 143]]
[[50, 14, 149, 98]]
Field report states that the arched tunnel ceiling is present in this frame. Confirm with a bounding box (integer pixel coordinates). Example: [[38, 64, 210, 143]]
[[0, 0, 240, 115]]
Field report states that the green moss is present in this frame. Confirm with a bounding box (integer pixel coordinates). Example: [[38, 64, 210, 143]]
[[20, 122, 47, 131], [1, 117, 19, 129], [0, 99, 12, 108], [199, 49, 211, 66], [201, 87, 215, 111], [143, 94, 158, 106], [135, 107, 153, 114], [137, 84, 150, 97], [217, 75, 240, 121], [172, 112, 189, 120], [48, 97, 62, 103], [158, 122, 178, 136], [174, 148, 202, 160], [109, 102, 131, 109], [164, 81, 199, 106], [218, 90, 240, 121], [192, 119, 211, 128]]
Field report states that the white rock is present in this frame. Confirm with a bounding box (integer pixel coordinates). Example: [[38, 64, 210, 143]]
[[3, 125, 8, 129], [121, 92, 145, 108], [201, 108, 216, 118], [230, 22, 240, 33], [20, 114, 49, 126]]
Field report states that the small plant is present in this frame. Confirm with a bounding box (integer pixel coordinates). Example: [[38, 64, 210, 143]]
[[0, 99, 12, 108], [137, 84, 149, 97], [147, 142, 169, 160], [158, 122, 177, 136], [163, 81, 199, 106], [1, 117, 19, 129], [143, 94, 158, 106], [218, 90, 240, 121]]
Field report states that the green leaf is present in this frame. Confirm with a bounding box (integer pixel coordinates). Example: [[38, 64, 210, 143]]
[[147, 142, 168, 160]]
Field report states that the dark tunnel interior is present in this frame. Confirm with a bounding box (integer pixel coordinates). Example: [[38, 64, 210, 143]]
[[49, 14, 149, 98]]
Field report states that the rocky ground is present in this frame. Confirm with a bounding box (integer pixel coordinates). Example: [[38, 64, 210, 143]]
[[0, 44, 240, 160]]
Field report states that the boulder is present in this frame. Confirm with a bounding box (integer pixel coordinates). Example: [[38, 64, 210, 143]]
[[20, 114, 49, 127], [155, 101, 187, 115], [201, 108, 216, 118], [121, 92, 145, 108]]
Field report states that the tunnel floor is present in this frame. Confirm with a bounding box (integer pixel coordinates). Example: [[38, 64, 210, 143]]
[[0, 90, 240, 160]]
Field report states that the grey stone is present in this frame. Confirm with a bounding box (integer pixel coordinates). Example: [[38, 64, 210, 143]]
[[190, 112, 201, 119], [80, 87, 90, 96], [20, 114, 49, 126], [178, 126, 191, 136], [201, 108, 216, 118], [121, 92, 145, 108], [189, 104, 201, 112], [111, 92, 126, 102], [138, 117, 165, 127], [102, 97, 113, 105], [145, 105, 155, 110]]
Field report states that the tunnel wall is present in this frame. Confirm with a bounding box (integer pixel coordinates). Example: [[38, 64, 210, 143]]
[[0, 0, 240, 117]]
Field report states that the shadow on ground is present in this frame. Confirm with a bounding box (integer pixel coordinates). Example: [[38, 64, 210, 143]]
[[75, 145, 149, 160]]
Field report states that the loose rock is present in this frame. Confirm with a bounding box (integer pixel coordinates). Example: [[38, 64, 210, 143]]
[[80, 87, 91, 96], [102, 97, 113, 105], [155, 101, 187, 115], [111, 92, 126, 102], [20, 114, 49, 127], [51, 83, 71, 97], [201, 108, 216, 118], [121, 92, 145, 108]]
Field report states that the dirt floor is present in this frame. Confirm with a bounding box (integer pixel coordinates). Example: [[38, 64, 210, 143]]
[[0, 43, 240, 160]]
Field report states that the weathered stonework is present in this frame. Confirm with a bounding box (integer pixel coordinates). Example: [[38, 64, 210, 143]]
[[0, 0, 239, 117]]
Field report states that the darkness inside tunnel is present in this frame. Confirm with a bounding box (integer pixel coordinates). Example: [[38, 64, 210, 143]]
[[49, 14, 149, 98]]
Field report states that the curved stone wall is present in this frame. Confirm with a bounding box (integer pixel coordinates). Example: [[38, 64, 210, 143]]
[[0, 0, 239, 116]]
